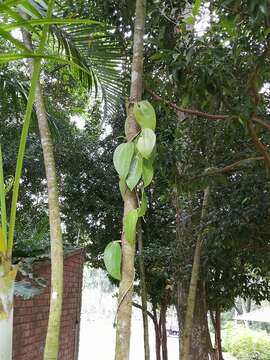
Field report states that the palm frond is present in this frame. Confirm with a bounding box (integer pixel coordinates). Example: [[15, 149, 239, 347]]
[[0, 0, 126, 116]]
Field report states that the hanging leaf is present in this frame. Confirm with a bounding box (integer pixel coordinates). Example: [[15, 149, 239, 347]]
[[113, 142, 134, 179], [134, 100, 156, 130], [138, 190, 147, 217], [124, 209, 138, 244], [142, 159, 154, 187], [136, 128, 156, 159], [119, 179, 127, 200], [104, 241, 122, 280], [126, 154, 143, 190]]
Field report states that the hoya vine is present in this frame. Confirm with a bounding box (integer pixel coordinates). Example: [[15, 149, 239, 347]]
[[104, 100, 156, 280]]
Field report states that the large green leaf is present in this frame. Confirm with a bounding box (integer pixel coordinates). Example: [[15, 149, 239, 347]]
[[142, 158, 154, 187], [104, 241, 122, 280], [136, 128, 156, 159], [113, 142, 134, 179], [134, 100, 156, 130], [124, 209, 138, 244], [126, 154, 143, 190]]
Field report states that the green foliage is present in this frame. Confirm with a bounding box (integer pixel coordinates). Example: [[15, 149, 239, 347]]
[[113, 142, 135, 179], [104, 241, 122, 280], [142, 159, 154, 187], [134, 100, 156, 130], [136, 128, 156, 159], [124, 209, 138, 244], [126, 154, 143, 191], [138, 190, 147, 217], [224, 325, 270, 360]]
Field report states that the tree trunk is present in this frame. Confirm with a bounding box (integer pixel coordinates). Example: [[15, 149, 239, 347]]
[[0, 265, 17, 360], [160, 301, 168, 360], [153, 307, 162, 360], [215, 309, 223, 360], [114, 0, 146, 359], [176, 282, 209, 360], [210, 308, 223, 360], [22, 30, 64, 360], [138, 221, 150, 360], [181, 187, 210, 360]]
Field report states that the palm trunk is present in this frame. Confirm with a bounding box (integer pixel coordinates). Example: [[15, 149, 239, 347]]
[[181, 187, 210, 360], [138, 221, 150, 360], [114, 0, 146, 359], [36, 83, 64, 360], [0, 265, 17, 360], [21, 31, 64, 360], [0, 3, 54, 359]]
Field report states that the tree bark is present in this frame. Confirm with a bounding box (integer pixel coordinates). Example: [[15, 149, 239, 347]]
[[138, 221, 150, 360], [181, 187, 210, 360], [214, 309, 223, 360], [22, 31, 64, 360], [177, 282, 210, 360], [160, 300, 168, 360], [114, 1, 146, 359], [153, 306, 162, 360]]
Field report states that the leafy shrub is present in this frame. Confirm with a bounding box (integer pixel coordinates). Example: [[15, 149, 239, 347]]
[[223, 323, 270, 360]]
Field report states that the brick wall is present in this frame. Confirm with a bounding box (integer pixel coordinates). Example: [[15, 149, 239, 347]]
[[13, 249, 84, 360]]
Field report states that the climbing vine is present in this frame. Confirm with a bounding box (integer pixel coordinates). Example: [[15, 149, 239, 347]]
[[104, 100, 156, 279]]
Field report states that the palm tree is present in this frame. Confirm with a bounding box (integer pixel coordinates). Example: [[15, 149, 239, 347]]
[[0, 1, 124, 358]]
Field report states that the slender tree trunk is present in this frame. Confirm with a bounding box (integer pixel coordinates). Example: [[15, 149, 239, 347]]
[[22, 31, 64, 360], [181, 187, 210, 360], [153, 307, 162, 360], [0, 264, 17, 360], [215, 309, 223, 360], [160, 300, 168, 360], [114, 1, 146, 359], [138, 221, 150, 360], [36, 82, 64, 360]]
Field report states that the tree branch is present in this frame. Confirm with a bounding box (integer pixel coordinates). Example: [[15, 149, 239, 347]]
[[146, 88, 228, 120], [182, 157, 264, 182], [252, 116, 270, 133], [132, 301, 156, 323], [247, 118, 270, 170]]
